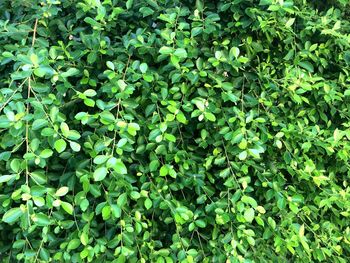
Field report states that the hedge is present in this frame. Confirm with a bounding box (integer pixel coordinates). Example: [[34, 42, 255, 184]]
[[1, 0, 350, 262]]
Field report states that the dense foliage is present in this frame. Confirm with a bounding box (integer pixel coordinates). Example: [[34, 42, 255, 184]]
[[1, 0, 350, 262]]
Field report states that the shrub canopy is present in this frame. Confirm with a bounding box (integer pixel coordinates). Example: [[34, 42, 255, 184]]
[[1, 0, 350, 262]]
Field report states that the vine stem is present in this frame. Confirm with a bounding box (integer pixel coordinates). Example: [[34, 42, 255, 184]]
[[25, 18, 38, 227], [111, 54, 131, 154], [25, 18, 38, 182]]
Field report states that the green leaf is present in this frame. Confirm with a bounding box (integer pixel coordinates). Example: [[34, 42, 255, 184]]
[[84, 17, 101, 28], [299, 224, 305, 237], [13, 240, 25, 249], [102, 205, 111, 220], [159, 46, 174, 55], [117, 193, 128, 207], [111, 204, 121, 218], [80, 232, 89, 246], [94, 155, 109, 164], [82, 97, 94, 107], [230, 47, 240, 58], [241, 196, 258, 208], [54, 139, 67, 153], [176, 112, 187, 124], [149, 160, 160, 172], [130, 191, 141, 200], [32, 119, 48, 130], [112, 159, 127, 174], [333, 20, 341, 30], [204, 112, 216, 122], [195, 219, 206, 228], [55, 186, 69, 197], [69, 141, 81, 152], [174, 48, 187, 59], [33, 213, 50, 226], [160, 165, 168, 176], [286, 18, 295, 28], [30, 53, 39, 66], [144, 198, 152, 210], [67, 239, 80, 250], [30, 171, 47, 185], [61, 202, 74, 215], [191, 27, 202, 37], [93, 167, 108, 181], [106, 61, 114, 70], [60, 122, 70, 136], [126, 0, 134, 9], [238, 151, 247, 160], [127, 123, 140, 136], [164, 133, 176, 142], [140, 6, 154, 17], [34, 66, 54, 77], [196, 0, 204, 11], [83, 89, 97, 97], [61, 68, 80, 78], [244, 208, 255, 223], [298, 61, 314, 73], [33, 196, 45, 207], [139, 63, 148, 73], [39, 149, 53, 158], [117, 138, 128, 148], [10, 159, 21, 173], [117, 79, 127, 90], [100, 111, 115, 123], [0, 174, 16, 183], [268, 217, 276, 229], [2, 207, 23, 224]]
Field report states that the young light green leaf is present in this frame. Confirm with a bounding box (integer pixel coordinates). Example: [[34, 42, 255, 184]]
[[83, 89, 97, 97], [55, 186, 69, 197], [230, 47, 240, 58], [111, 159, 127, 174], [238, 151, 247, 160], [139, 63, 148, 73], [106, 61, 114, 70], [286, 18, 295, 28], [54, 139, 67, 153], [144, 198, 152, 210], [244, 208, 255, 223], [61, 202, 74, 215], [93, 167, 108, 181], [160, 165, 168, 176], [40, 149, 53, 158], [69, 141, 81, 152], [80, 232, 89, 246]]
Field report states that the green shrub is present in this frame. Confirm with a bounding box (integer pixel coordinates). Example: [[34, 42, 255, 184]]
[[1, 0, 350, 262]]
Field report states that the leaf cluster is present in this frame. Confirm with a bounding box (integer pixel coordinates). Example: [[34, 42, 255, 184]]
[[1, 0, 350, 262]]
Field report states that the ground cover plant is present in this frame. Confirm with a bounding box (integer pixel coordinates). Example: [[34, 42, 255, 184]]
[[1, 0, 350, 262]]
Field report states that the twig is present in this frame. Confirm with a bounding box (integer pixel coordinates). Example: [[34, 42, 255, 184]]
[[31, 19, 38, 47]]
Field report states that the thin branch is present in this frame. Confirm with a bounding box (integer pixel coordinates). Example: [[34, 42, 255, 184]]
[[31, 18, 38, 47]]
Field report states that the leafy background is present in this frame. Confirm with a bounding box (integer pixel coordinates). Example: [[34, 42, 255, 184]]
[[1, 0, 350, 262]]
